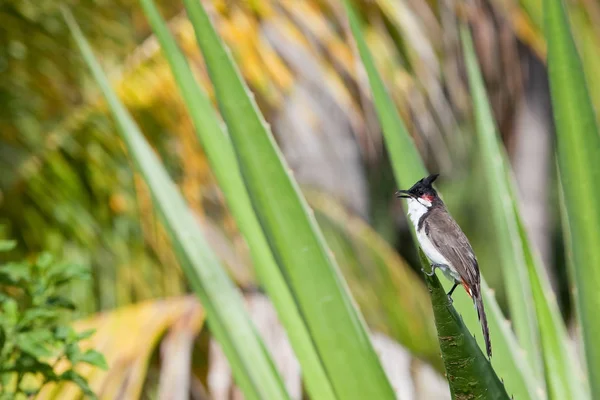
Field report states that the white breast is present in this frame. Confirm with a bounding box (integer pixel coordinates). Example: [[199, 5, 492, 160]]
[[406, 198, 429, 228], [416, 229, 452, 269], [406, 199, 460, 281]]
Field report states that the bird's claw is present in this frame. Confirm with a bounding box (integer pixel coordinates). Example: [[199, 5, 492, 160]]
[[447, 294, 454, 304], [421, 267, 436, 277]]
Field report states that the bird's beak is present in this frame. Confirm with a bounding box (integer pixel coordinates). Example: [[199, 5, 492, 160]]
[[395, 190, 414, 199]]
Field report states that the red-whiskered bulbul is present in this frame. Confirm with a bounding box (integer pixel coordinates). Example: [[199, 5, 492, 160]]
[[396, 174, 492, 358]]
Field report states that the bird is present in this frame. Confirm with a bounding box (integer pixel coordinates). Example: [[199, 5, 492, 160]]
[[396, 173, 492, 358]]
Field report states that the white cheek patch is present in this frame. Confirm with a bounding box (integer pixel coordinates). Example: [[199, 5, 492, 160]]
[[418, 197, 432, 207]]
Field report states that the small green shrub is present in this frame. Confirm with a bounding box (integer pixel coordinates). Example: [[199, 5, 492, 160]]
[[0, 240, 107, 399]]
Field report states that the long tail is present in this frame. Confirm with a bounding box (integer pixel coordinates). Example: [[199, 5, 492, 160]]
[[474, 289, 492, 358]]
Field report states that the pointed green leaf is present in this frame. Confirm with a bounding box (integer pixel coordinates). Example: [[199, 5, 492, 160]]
[[461, 28, 585, 399], [59, 370, 96, 398], [55, 325, 75, 341], [0, 326, 5, 354], [1, 262, 31, 283], [35, 253, 54, 270], [460, 25, 587, 399], [343, 2, 424, 186], [0, 240, 16, 252], [3, 298, 19, 326], [137, 1, 335, 398], [75, 328, 96, 341], [183, 0, 394, 398], [516, 211, 588, 399], [419, 251, 510, 399], [12, 354, 56, 378], [46, 296, 77, 310], [65, 342, 81, 363], [460, 26, 542, 377], [16, 330, 54, 358], [343, 2, 542, 398], [48, 262, 90, 286], [63, 8, 288, 400], [77, 349, 108, 370], [310, 192, 441, 370], [18, 308, 57, 329], [545, 0, 600, 396]]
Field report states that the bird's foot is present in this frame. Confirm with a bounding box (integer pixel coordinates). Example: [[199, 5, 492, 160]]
[[446, 282, 459, 303], [421, 265, 437, 277]]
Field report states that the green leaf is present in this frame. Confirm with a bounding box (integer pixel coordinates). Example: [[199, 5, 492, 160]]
[[310, 192, 442, 370], [59, 370, 96, 398], [516, 212, 588, 399], [419, 251, 510, 399], [342, 1, 424, 188], [65, 342, 81, 362], [0, 272, 20, 287], [460, 26, 542, 377], [545, 0, 600, 396], [54, 325, 75, 341], [0, 262, 31, 283], [137, 1, 335, 398], [460, 25, 588, 399], [16, 330, 54, 358], [18, 308, 57, 329], [11, 354, 55, 377], [46, 296, 76, 310], [3, 299, 19, 326], [342, 2, 542, 398], [63, 8, 289, 400], [76, 349, 108, 370], [75, 328, 96, 341], [47, 262, 89, 286], [0, 326, 5, 354], [183, 0, 395, 398], [0, 240, 16, 252], [35, 253, 53, 270]]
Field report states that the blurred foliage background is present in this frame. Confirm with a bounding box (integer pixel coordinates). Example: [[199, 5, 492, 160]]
[[0, 0, 595, 397]]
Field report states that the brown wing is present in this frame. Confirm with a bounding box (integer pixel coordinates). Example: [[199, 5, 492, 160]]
[[422, 207, 492, 357], [422, 207, 480, 288]]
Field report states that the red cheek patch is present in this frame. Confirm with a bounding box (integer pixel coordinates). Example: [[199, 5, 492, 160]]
[[421, 194, 434, 202]]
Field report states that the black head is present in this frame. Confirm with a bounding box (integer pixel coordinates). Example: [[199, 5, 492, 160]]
[[395, 174, 440, 203]]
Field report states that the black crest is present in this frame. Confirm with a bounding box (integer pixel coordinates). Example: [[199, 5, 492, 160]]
[[396, 173, 440, 199], [422, 173, 439, 186]]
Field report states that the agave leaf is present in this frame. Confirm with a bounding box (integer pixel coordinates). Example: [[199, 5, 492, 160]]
[[462, 24, 588, 398], [182, 0, 395, 398], [516, 209, 588, 399], [418, 250, 510, 399], [343, 1, 424, 186], [460, 25, 542, 377], [309, 191, 441, 370], [137, 1, 335, 398], [545, 0, 600, 396], [63, 8, 288, 400], [342, 1, 542, 398]]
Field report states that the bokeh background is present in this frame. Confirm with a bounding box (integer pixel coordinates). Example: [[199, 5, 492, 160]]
[[0, 0, 594, 398]]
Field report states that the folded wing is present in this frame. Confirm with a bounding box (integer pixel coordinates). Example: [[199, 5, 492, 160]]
[[421, 207, 480, 288]]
